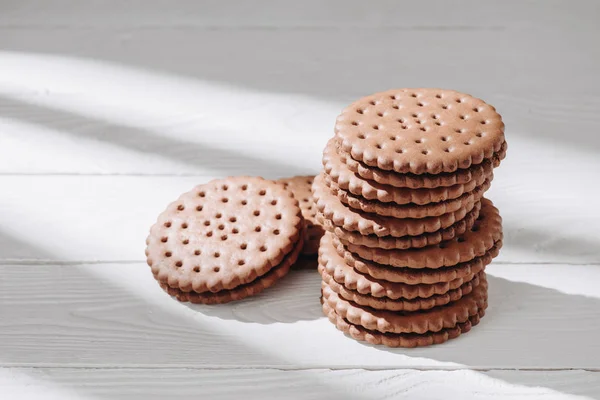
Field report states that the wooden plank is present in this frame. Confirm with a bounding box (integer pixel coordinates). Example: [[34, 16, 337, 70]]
[[0, 263, 599, 369], [1, 368, 599, 400], [1, 0, 597, 29], [0, 27, 597, 98], [0, 175, 598, 264]]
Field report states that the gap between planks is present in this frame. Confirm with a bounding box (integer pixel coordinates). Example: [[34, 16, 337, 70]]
[[1, 365, 599, 373], [0, 25, 506, 31]]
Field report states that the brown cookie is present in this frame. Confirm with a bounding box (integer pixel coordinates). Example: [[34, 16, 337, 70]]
[[322, 275, 488, 334], [160, 236, 303, 304], [318, 232, 475, 298], [323, 139, 491, 205], [319, 203, 479, 250], [146, 177, 303, 294], [321, 264, 482, 311], [335, 88, 506, 174], [333, 234, 501, 284], [323, 301, 485, 348], [277, 175, 323, 255], [324, 171, 491, 218], [313, 173, 478, 237], [341, 141, 506, 189], [342, 198, 502, 268]]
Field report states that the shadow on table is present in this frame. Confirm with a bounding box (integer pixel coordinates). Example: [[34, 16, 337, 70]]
[[182, 261, 322, 324], [358, 274, 599, 370], [0, 229, 597, 399], [1, 3, 598, 396], [3, 6, 599, 152], [502, 224, 600, 261], [0, 230, 365, 400], [0, 95, 312, 179]]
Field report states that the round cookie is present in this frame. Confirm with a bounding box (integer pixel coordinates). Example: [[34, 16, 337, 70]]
[[145, 177, 303, 296], [277, 175, 323, 256], [313, 173, 478, 237], [322, 276, 488, 334], [318, 232, 475, 298], [341, 140, 506, 189], [323, 301, 485, 348], [342, 198, 502, 269], [321, 265, 482, 312], [323, 138, 491, 205], [160, 236, 304, 304], [335, 88, 506, 174], [333, 234, 501, 284], [318, 203, 480, 250], [324, 172, 491, 218]]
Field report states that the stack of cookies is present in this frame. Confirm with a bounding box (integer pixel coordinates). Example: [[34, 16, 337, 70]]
[[314, 88, 506, 347]]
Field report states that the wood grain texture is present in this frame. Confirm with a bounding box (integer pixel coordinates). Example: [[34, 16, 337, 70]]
[[0, 263, 598, 369], [1, 368, 599, 400], [1, 0, 598, 396]]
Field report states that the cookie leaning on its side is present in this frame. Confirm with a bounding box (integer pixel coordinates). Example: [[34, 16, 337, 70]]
[[277, 175, 324, 256], [145, 176, 304, 304]]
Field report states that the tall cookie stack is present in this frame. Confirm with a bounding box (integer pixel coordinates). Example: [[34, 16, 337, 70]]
[[314, 89, 506, 347]]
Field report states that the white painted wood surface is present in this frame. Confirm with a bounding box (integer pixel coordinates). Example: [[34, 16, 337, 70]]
[[1, 0, 599, 398], [2, 369, 599, 400], [1, 263, 599, 369]]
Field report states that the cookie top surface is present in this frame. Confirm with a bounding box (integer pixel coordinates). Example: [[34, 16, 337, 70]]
[[335, 88, 505, 174], [146, 177, 302, 293]]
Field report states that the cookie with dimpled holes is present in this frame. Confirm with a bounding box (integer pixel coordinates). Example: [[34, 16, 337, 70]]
[[321, 275, 488, 334], [335, 88, 505, 174], [322, 300, 485, 348], [313, 173, 478, 237], [341, 198, 502, 269], [340, 140, 506, 189], [159, 235, 303, 304], [318, 232, 476, 299], [277, 175, 323, 256], [145, 176, 303, 300], [323, 171, 491, 218], [323, 138, 491, 205], [317, 201, 480, 250], [321, 263, 482, 312]]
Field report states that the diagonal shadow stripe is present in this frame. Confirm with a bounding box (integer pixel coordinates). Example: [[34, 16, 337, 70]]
[[502, 222, 600, 262], [0, 94, 309, 178]]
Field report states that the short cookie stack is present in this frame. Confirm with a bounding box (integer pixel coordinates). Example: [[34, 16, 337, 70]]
[[146, 177, 304, 304], [314, 88, 506, 347]]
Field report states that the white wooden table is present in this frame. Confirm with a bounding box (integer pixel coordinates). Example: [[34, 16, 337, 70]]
[[1, 1, 599, 398]]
